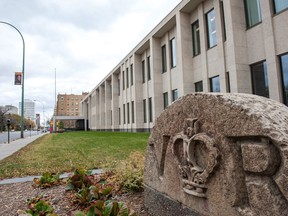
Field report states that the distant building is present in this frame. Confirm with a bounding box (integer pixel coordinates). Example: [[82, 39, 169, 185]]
[[55, 92, 88, 129], [56, 92, 88, 116], [0, 105, 18, 115], [19, 99, 35, 120]]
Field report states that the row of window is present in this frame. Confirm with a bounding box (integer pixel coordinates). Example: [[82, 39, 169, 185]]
[[245, 0, 288, 28], [60, 97, 80, 101], [163, 89, 179, 109], [161, 37, 177, 73], [60, 102, 79, 106], [122, 64, 134, 90], [191, 53, 288, 106], [191, 6, 221, 57], [120, 101, 135, 125]]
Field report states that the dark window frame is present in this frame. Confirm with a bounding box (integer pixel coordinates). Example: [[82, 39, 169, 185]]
[[195, 81, 203, 92], [126, 68, 129, 88], [206, 8, 217, 48], [250, 60, 269, 98], [162, 45, 167, 73], [210, 75, 220, 92], [130, 64, 134, 86], [163, 92, 169, 109], [273, 0, 288, 14], [142, 60, 146, 83], [279, 53, 288, 105], [149, 97, 153, 122], [191, 20, 201, 56], [244, 0, 262, 28], [143, 99, 147, 123], [147, 56, 151, 80], [172, 89, 178, 102], [170, 37, 177, 68]]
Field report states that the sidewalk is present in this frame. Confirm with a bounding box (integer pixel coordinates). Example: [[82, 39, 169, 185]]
[[0, 133, 48, 161]]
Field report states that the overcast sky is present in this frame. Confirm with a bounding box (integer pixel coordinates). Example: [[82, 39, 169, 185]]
[[0, 0, 180, 121]]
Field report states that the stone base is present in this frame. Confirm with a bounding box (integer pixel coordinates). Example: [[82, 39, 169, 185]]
[[144, 185, 201, 216]]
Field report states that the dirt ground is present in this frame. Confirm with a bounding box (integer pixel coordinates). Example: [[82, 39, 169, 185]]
[[0, 181, 149, 216]]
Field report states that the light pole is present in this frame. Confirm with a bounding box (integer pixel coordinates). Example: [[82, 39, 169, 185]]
[[0, 21, 25, 138], [34, 100, 45, 131]]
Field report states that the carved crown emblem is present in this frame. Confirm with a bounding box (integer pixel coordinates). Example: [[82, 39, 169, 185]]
[[172, 118, 220, 198]]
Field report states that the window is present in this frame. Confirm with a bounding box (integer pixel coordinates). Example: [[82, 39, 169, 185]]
[[195, 81, 203, 92], [122, 71, 125, 90], [192, 20, 201, 56], [123, 104, 126, 124], [170, 38, 177, 68], [172, 89, 178, 101], [132, 101, 135, 123], [118, 108, 121, 125], [210, 76, 220, 92], [280, 54, 288, 105], [127, 103, 130, 124], [147, 56, 151, 80], [111, 110, 112, 125], [130, 64, 134, 86], [226, 72, 231, 93], [162, 45, 167, 73], [126, 68, 129, 88], [220, 1, 227, 41], [142, 60, 146, 83], [163, 92, 169, 109], [149, 97, 153, 122], [143, 99, 147, 123], [251, 61, 269, 98], [206, 9, 217, 48], [244, 0, 262, 28], [118, 78, 120, 96], [273, 0, 288, 14]]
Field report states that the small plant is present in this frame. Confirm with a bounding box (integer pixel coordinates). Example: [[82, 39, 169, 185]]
[[74, 183, 113, 206], [66, 168, 94, 191], [17, 197, 58, 216], [33, 172, 61, 188], [73, 200, 136, 216]]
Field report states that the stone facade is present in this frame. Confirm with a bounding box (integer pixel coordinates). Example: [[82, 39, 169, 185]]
[[81, 0, 288, 132], [144, 93, 288, 216]]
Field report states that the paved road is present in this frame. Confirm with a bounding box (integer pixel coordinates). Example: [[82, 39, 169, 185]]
[[0, 131, 44, 144]]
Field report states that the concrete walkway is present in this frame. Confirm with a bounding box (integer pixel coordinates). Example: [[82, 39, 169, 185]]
[[0, 133, 48, 161]]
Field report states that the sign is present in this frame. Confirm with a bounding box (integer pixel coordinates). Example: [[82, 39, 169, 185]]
[[15, 72, 22, 85]]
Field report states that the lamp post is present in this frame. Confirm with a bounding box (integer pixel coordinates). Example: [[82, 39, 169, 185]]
[[0, 21, 25, 138], [34, 100, 45, 131]]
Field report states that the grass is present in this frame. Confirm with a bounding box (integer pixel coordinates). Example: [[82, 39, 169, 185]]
[[0, 131, 150, 179]]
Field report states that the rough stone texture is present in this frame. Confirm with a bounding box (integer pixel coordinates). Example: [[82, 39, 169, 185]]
[[144, 93, 288, 216]]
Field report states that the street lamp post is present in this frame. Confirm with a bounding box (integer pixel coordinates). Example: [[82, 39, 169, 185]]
[[0, 21, 25, 138]]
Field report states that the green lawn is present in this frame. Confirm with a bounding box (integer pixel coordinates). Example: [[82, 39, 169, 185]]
[[0, 131, 150, 179]]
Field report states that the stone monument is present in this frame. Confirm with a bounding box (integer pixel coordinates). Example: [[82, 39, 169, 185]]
[[144, 93, 288, 216]]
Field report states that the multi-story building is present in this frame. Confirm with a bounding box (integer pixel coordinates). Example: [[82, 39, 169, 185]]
[[56, 93, 88, 116], [82, 0, 288, 132], [19, 99, 35, 120], [56, 92, 88, 129]]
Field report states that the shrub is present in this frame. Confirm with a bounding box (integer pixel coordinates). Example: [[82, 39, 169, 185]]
[[110, 151, 145, 192]]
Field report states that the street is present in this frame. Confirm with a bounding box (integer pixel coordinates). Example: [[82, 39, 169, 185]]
[[0, 130, 44, 144]]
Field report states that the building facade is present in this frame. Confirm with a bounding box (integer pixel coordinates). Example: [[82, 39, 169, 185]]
[[19, 99, 35, 120], [56, 92, 88, 129], [56, 93, 88, 116], [82, 0, 288, 132]]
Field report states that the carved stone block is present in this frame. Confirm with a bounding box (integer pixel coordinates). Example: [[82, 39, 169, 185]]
[[144, 93, 288, 216]]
